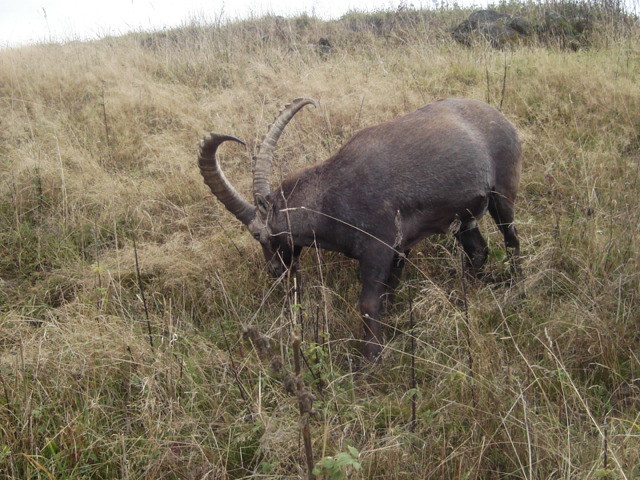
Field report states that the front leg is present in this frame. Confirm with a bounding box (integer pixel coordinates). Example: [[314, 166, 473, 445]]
[[382, 249, 410, 313], [358, 253, 395, 362]]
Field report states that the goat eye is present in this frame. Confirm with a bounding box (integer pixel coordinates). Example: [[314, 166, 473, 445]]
[[252, 232, 260, 240]]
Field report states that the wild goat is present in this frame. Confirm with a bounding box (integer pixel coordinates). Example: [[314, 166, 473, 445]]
[[198, 98, 522, 361]]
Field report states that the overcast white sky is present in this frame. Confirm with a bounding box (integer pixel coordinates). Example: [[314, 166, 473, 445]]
[[0, 0, 454, 48]]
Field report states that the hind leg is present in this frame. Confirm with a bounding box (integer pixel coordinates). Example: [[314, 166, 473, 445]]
[[488, 191, 520, 273], [455, 222, 489, 277]]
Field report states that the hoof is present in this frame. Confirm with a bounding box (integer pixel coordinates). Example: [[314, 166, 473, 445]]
[[362, 341, 383, 364]]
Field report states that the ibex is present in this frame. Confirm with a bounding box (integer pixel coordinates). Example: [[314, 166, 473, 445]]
[[198, 98, 521, 361]]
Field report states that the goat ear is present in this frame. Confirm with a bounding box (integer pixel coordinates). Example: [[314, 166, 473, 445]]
[[255, 193, 270, 217]]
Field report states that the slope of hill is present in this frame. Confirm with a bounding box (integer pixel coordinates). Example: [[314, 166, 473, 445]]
[[1, 4, 639, 479]]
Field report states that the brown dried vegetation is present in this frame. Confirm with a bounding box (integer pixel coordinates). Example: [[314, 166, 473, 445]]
[[1, 3, 639, 479]]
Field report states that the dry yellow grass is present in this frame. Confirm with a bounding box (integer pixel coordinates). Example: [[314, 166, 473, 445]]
[[1, 5, 639, 479]]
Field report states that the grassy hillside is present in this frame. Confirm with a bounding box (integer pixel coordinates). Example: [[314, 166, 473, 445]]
[[1, 3, 639, 479]]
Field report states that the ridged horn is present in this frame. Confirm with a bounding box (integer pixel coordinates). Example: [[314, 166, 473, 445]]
[[198, 134, 256, 226], [253, 97, 318, 200]]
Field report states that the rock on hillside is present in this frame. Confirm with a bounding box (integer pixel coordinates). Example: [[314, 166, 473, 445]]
[[452, 9, 591, 49]]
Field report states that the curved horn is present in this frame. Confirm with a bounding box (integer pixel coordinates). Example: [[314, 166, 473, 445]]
[[198, 133, 256, 226], [253, 97, 318, 200]]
